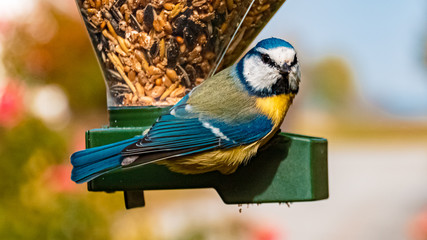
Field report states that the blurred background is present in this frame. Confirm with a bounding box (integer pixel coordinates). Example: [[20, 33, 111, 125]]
[[0, 0, 426, 239]]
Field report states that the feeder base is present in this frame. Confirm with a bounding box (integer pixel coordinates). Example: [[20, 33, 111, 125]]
[[85, 127, 329, 208]]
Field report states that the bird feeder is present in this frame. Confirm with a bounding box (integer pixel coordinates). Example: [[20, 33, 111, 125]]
[[75, 0, 329, 208]]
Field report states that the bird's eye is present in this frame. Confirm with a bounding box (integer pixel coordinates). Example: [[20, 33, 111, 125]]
[[261, 54, 271, 64]]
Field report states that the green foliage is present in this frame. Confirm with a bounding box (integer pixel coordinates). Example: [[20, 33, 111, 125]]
[[0, 118, 115, 239], [0, 118, 66, 198], [1, 2, 106, 113], [0, 2, 128, 238], [0, 196, 110, 240]]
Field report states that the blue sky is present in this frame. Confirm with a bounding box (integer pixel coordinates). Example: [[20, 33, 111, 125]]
[[255, 0, 427, 117]]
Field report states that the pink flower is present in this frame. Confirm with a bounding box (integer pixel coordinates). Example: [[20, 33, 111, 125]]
[[251, 222, 284, 240], [0, 80, 25, 128], [408, 207, 427, 240], [44, 164, 80, 193]]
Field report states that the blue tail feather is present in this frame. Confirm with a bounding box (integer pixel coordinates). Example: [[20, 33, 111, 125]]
[[71, 136, 141, 183]]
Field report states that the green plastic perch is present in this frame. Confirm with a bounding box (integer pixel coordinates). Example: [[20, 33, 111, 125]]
[[85, 107, 329, 208]]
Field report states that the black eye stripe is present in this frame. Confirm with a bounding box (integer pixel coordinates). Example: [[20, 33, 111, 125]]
[[260, 53, 280, 68], [290, 55, 298, 66]]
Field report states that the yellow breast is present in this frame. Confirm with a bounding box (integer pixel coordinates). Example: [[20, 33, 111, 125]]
[[255, 93, 295, 128]]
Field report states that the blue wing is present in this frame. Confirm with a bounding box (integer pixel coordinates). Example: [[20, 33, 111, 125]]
[[121, 94, 274, 166]]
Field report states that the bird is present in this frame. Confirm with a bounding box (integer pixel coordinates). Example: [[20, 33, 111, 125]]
[[71, 37, 301, 183]]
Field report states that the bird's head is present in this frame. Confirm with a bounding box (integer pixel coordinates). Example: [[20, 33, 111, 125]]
[[235, 38, 301, 97]]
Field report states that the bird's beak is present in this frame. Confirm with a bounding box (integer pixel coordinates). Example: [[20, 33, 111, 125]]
[[279, 64, 291, 75]]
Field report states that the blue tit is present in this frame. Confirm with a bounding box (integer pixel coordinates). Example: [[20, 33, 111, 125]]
[[71, 37, 301, 183]]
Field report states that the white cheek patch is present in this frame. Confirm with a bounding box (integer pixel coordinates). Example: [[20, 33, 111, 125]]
[[243, 55, 279, 92], [289, 64, 301, 90], [257, 47, 296, 66]]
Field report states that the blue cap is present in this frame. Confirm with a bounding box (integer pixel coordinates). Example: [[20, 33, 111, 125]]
[[255, 37, 294, 50]]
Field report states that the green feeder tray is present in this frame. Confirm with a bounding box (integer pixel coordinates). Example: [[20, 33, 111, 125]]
[[86, 107, 329, 208]]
